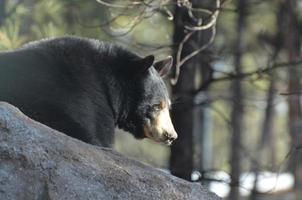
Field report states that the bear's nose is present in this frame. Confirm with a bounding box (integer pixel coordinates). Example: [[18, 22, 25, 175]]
[[164, 131, 178, 145]]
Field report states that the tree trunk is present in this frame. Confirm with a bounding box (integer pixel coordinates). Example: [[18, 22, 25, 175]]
[[192, 0, 215, 178], [229, 0, 246, 199], [262, 78, 277, 168], [170, 4, 195, 180], [250, 74, 276, 200], [170, 0, 214, 180], [288, 69, 302, 190], [279, 0, 302, 191]]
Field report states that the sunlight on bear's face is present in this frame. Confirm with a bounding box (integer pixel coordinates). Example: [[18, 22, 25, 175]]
[[124, 55, 177, 145], [133, 66, 177, 145], [143, 100, 177, 145]]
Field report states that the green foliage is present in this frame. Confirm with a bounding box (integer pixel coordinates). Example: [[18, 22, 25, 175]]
[[30, 0, 65, 38], [0, 2, 27, 50], [0, 0, 105, 47], [0, 20, 25, 50]]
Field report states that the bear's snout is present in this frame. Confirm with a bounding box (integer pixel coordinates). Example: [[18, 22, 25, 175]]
[[143, 105, 178, 145]]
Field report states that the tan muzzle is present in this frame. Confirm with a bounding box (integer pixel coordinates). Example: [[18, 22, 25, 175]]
[[144, 107, 178, 145]]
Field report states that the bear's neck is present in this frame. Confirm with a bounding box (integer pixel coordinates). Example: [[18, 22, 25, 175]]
[[99, 70, 132, 130], [107, 75, 137, 134]]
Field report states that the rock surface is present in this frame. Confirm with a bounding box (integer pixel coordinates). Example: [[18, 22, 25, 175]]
[[0, 102, 220, 200]]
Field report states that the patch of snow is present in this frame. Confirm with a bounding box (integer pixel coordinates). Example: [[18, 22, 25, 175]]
[[208, 171, 294, 198]]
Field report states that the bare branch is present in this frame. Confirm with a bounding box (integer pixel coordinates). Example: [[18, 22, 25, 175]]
[[184, 0, 220, 31], [96, 0, 141, 8], [170, 0, 220, 84], [179, 26, 216, 67], [171, 26, 216, 85], [96, 0, 221, 85], [195, 59, 302, 95], [280, 91, 302, 96], [171, 30, 194, 85]]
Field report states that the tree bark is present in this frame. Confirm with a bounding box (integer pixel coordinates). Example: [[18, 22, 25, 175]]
[[264, 78, 277, 167], [229, 0, 246, 199], [170, 4, 195, 180], [250, 74, 276, 200], [170, 0, 214, 180], [279, 0, 302, 191]]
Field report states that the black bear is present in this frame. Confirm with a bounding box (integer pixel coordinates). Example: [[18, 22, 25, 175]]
[[0, 36, 177, 147]]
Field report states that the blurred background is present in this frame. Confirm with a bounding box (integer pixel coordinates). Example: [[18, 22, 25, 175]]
[[1, 0, 302, 199]]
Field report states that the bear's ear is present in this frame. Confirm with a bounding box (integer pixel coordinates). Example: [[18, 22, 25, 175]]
[[154, 56, 173, 77], [131, 55, 155, 74]]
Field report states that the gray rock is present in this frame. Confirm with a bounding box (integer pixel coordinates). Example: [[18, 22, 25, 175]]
[[0, 102, 220, 200]]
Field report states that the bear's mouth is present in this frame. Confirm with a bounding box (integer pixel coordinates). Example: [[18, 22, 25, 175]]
[[143, 125, 177, 146], [163, 132, 176, 146]]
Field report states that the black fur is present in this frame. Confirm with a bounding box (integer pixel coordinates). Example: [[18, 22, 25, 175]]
[[0, 36, 170, 147]]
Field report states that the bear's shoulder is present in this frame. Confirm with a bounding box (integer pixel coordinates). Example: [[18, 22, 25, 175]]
[[18, 36, 138, 62], [19, 36, 102, 51]]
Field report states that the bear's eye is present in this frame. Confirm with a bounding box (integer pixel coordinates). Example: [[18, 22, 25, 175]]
[[152, 104, 161, 112]]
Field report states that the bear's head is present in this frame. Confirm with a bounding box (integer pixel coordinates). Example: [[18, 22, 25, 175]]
[[120, 55, 178, 145]]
